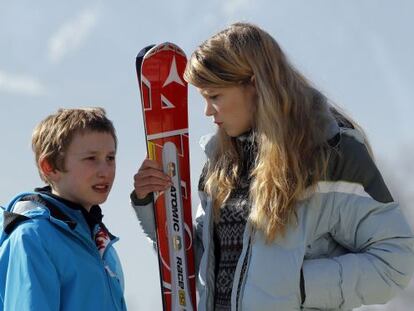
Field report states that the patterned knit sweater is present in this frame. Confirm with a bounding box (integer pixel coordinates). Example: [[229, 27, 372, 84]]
[[213, 133, 256, 311]]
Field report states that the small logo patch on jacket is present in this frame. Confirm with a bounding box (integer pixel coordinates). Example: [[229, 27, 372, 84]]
[[95, 226, 110, 257]]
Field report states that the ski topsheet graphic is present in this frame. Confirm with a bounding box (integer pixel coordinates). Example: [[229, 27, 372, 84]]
[[136, 43, 196, 311]]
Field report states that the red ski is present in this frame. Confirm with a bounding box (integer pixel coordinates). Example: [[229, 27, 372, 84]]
[[136, 43, 196, 311]]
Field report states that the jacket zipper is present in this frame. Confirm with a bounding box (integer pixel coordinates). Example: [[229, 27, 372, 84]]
[[231, 225, 254, 311], [202, 194, 215, 310], [76, 231, 123, 310], [51, 219, 123, 310]]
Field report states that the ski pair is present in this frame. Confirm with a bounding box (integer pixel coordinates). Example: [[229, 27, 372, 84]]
[[136, 43, 196, 311]]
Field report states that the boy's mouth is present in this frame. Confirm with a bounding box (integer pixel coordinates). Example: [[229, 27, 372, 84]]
[[92, 184, 110, 193]]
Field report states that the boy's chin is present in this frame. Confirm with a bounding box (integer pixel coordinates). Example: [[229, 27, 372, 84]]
[[94, 197, 109, 205], [89, 194, 110, 207]]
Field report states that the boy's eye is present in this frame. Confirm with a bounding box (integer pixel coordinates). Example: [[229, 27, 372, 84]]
[[107, 155, 116, 162], [85, 156, 96, 161], [208, 94, 219, 100]]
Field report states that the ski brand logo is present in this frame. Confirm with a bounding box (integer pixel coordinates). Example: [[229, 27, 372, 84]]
[[170, 185, 181, 233], [168, 162, 182, 233], [163, 56, 185, 87]]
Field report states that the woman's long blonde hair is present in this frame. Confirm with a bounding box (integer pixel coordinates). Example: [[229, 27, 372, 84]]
[[184, 22, 367, 242]]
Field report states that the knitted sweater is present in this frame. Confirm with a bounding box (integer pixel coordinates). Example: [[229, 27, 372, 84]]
[[213, 133, 256, 310]]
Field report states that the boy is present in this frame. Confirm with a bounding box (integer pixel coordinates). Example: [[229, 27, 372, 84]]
[[0, 108, 126, 310]]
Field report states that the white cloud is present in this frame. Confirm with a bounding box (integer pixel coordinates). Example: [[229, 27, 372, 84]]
[[221, 0, 253, 20], [48, 8, 99, 64], [0, 70, 47, 96], [200, 0, 253, 30]]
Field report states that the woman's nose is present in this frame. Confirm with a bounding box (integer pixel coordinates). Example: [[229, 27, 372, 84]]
[[204, 101, 216, 117]]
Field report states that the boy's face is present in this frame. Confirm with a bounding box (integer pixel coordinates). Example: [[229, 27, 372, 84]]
[[48, 131, 116, 211]]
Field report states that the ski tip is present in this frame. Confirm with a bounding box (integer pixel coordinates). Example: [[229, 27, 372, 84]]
[[136, 44, 156, 85], [136, 44, 156, 69], [159, 42, 186, 57], [136, 44, 156, 60]]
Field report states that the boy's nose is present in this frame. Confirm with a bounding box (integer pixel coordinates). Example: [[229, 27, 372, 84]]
[[97, 162, 114, 177]]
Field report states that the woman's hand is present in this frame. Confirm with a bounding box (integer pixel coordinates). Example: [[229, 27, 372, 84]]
[[133, 159, 172, 199]]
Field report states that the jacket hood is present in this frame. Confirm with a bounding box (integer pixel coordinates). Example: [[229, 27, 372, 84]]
[[1, 193, 79, 245]]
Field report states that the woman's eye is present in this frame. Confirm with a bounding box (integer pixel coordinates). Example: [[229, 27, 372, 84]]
[[209, 95, 219, 100], [85, 157, 96, 161], [107, 156, 116, 162]]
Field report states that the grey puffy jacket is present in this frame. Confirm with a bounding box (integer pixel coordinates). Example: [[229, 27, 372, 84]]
[[133, 126, 414, 310]]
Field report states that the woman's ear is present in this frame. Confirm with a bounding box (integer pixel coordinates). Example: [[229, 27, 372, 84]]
[[249, 75, 257, 93], [39, 157, 59, 182], [247, 75, 257, 97]]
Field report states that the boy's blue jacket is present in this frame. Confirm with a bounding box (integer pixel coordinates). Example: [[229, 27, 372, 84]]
[[0, 192, 126, 311]]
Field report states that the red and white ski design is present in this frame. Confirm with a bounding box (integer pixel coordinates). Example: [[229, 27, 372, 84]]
[[136, 42, 196, 311]]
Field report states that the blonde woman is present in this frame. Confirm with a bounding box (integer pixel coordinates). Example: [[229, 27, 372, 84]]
[[132, 23, 414, 310]]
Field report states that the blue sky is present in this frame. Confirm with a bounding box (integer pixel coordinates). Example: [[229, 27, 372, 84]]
[[1, 1, 413, 310]]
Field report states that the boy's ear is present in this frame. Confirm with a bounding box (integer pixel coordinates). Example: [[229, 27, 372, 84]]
[[39, 157, 60, 181]]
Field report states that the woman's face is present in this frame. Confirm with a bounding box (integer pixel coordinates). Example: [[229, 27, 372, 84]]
[[198, 84, 256, 137]]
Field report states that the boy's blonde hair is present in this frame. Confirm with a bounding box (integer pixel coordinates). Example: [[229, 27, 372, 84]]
[[32, 107, 117, 184]]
